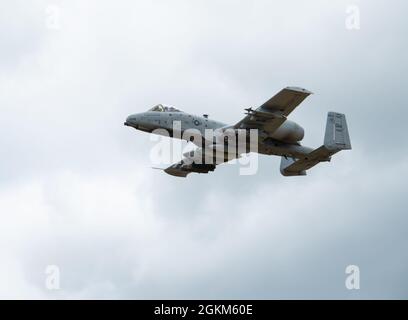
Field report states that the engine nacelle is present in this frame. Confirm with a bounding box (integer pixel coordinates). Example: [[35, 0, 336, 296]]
[[270, 120, 304, 143]]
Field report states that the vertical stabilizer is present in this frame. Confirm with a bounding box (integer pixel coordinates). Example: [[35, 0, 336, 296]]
[[324, 112, 352, 151]]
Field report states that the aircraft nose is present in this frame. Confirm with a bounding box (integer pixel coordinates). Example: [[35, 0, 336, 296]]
[[124, 116, 130, 126], [124, 114, 139, 127]]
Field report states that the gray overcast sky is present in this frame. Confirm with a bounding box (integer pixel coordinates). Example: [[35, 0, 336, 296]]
[[0, 0, 407, 299]]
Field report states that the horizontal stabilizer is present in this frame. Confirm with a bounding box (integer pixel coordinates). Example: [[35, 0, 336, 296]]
[[280, 156, 307, 176], [280, 112, 351, 176]]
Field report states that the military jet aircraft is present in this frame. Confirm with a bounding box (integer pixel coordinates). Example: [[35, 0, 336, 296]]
[[124, 87, 351, 177]]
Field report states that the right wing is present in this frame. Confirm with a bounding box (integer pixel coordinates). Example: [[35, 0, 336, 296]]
[[234, 86, 312, 134]]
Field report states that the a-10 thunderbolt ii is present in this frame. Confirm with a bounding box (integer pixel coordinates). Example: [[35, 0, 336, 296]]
[[124, 87, 351, 177]]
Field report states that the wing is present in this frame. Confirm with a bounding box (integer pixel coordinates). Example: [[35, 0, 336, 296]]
[[234, 86, 312, 134], [164, 160, 216, 177], [162, 146, 241, 177]]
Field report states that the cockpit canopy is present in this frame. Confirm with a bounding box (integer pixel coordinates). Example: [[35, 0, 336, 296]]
[[148, 104, 181, 112]]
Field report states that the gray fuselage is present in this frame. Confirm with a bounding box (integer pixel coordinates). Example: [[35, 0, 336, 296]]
[[125, 110, 314, 159]]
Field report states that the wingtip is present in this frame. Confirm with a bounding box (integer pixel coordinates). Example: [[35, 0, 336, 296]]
[[285, 86, 313, 95]]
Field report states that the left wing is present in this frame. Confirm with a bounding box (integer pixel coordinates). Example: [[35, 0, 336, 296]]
[[164, 160, 216, 177], [162, 146, 241, 177], [234, 86, 312, 134]]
